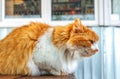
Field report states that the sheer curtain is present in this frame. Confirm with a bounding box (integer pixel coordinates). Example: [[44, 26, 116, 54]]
[[0, 27, 120, 79]]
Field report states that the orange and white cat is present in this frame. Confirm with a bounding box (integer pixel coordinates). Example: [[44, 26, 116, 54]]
[[0, 19, 99, 76]]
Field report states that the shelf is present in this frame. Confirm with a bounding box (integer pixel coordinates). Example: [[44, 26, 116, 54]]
[[52, 9, 82, 12], [52, 1, 81, 4]]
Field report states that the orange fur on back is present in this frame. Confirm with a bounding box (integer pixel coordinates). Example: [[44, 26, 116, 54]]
[[0, 22, 49, 75]]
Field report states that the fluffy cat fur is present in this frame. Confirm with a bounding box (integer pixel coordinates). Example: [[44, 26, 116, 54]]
[[0, 19, 99, 76]]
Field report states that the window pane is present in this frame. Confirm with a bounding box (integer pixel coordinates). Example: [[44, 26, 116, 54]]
[[5, 0, 41, 18], [52, 0, 95, 21], [111, 0, 120, 20]]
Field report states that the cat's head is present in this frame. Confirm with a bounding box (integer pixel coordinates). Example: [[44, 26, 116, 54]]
[[66, 18, 99, 58]]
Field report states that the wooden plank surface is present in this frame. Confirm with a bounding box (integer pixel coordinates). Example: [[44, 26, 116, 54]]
[[0, 75, 76, 79]]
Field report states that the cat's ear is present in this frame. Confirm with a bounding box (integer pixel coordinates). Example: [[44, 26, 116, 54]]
[[73, 18, 83, 33], [74, 18, 81, 25]]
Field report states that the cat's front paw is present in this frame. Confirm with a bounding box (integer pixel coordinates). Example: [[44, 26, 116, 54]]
[[50, 70, 68, 76], [60, 71, 68, 76]]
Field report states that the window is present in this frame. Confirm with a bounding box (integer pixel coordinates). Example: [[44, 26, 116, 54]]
[[111, 0, 120, 21], [5, 0, 41, 18], [52, 0, 95, 21]]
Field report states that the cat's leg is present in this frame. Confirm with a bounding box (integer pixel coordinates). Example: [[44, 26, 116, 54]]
[[27, 58, 40, 76], [39, 68, 61, 76], [68, 73, 76, 79], [50, 70, 61, 75], [50, 69, 68, 76], [39, 69, 54, 76]]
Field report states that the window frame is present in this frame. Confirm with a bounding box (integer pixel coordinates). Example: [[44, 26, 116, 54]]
[[0, 0, 114, 27], [48, 0, 99, 26], [1, 0, 44, 27], [109, 0, 120, 25]]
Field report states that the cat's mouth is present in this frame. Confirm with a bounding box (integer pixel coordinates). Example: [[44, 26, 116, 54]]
[[80, 49, 98, 57], [66, 43, 98, 57], [85, 50, 89, 54], [80, 50, 92, 57]]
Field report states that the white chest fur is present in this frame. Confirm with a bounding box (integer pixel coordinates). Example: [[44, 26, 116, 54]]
[[27, 28, 78, 76]]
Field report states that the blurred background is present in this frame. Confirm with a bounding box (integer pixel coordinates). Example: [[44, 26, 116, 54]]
[[0, 0, 120, 79]]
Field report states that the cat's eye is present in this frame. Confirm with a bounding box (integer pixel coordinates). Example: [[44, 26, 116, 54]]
[[83, 45, 86, 47], [89, 40, 94, 44]]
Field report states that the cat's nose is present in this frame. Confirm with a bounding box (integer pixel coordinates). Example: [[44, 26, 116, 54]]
[[92, 49, 98, 54], [94, 49, 98, 52], [91, 43, 98, 51]]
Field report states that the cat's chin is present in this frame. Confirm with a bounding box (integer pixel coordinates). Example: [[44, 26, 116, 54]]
[[80, 49, 98, 57], [66, 46, 98, 59], [80, 52, 95, 57]]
